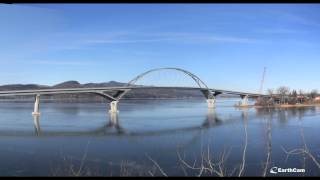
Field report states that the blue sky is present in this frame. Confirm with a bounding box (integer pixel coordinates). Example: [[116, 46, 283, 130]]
[[0, 4, 320, 93]]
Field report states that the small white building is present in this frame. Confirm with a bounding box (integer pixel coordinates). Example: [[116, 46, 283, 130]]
[[314, 96, 320, 101]]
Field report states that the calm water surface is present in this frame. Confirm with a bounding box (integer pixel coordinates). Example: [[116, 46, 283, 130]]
[[0, 98, 319, 176]]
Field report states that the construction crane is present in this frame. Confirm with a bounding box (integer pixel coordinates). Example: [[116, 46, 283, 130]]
[[259, 67, 266, 94]]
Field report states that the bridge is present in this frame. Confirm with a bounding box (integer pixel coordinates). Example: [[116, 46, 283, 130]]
[[0, 67, 266, 116]]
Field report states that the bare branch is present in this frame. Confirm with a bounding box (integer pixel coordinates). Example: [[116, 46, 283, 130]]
[[238, 118, 248, 177], [145, 154, 168, 177]]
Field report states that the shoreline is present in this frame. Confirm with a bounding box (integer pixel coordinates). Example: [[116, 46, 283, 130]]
[[235, 103, 320, 108]]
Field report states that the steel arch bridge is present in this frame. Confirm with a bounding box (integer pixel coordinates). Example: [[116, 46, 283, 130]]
[[0, 67, 266, 115], [127, 67, 209, 89]]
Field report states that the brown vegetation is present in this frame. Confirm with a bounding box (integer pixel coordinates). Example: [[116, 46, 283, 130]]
[[256, 86, 320, 107]]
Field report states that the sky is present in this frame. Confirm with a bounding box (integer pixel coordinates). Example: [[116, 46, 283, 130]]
[[0, 4, 320, 93]]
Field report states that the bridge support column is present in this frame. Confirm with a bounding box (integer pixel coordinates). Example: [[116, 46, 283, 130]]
[[206, 108, 216, 126], [207, 97, 216, 108], [32, 94, 41, 116], [239, 95, 249, 106], [108, 110, 126, 134], [109, 111, 119, 127], [109, 100, 119, 113], [33, 114, 41, 136]]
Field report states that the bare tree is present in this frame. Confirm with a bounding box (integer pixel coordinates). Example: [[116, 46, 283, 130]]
[[277, 86, 290, 104], [267, 89, 274, 97], [310, 89, 318, 99], [291, 90, 297, 98], [289, 89, 298, 104], [297, 89, 305, 104], [299, 89, 304, 96]]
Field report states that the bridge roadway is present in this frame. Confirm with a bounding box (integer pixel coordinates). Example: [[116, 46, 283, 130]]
[[0, 86, 265, 97], [0, 86, 266, 115]]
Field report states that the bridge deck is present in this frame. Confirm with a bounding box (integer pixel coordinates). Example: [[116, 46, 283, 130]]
[[0, 86, 266, 97]]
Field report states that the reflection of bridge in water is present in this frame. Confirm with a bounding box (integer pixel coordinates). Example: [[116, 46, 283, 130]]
[[0, 108, 251, 137], [0, 105, 316, 138], [30, 109, 225, 137]]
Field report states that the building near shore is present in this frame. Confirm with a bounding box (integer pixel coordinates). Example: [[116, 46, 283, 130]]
[[314, 96, 320, 101]]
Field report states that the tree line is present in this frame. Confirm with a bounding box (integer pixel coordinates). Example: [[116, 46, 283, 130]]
[[256, 86, 320, 106]]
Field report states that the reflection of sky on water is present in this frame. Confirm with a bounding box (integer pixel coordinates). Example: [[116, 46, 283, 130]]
[[0, 98, 256, 136], [0, 99, 319, 176], [0, 99, 318, 137]]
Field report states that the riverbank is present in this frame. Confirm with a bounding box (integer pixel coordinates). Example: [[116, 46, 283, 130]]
[[273, 103, 320, 108], [235, 103, 320, 109]]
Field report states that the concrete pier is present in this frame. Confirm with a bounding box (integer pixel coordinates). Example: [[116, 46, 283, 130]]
[[109, 100, 119, 113], [33, 114, 41, 136], [239, 95, 249, 106], [108, 111, 126, 134], [207, 98, 216, 108], [32, 94, 41, 116], [206, 108, 216, 126], [109, 111, 119, 126]]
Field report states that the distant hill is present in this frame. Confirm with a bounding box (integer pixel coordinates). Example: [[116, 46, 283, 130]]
[[0, 84, 50, 91], [0, 81, 127, 91], [52, 80, 127, 89], [52, 81, 82, 88]]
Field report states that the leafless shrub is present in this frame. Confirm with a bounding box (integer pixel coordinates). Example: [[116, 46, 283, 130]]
[[119, 160, 157, 176], [238, 118, 248, 177], [177, 145, 233, 177], [145, 154, 168, 177], [50, 141, 92, 176], [262, 118, 272, 177], [281, 126, 320, 170]]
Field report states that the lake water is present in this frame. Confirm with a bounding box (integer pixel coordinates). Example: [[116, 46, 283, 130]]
[[0, 98, 319, 176]]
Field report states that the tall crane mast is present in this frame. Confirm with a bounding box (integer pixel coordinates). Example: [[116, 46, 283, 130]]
[[259, 67, 266, 94]]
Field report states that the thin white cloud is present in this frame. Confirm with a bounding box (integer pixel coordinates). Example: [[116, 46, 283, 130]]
[[260, 28, 304, 34], [195, 35, 257, 43], [284, 13, 320, 28], [82, 32, 259, 45], [26, 59, 93, 66], [85, 38, 177, 44], [266, 9, 320, 28]]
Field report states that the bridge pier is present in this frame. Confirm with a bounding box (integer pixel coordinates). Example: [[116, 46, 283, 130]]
[[32, 94, 41, 116], [239, 95, 249, 106], [109, 100, 119, 113], [107, 111, 126, 134], [205, 108, 216, 126], [109, 111, 119, 126], [202, 90, 220, 109], [207, 97, 216, 108], [33, 114, 41, 136]]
